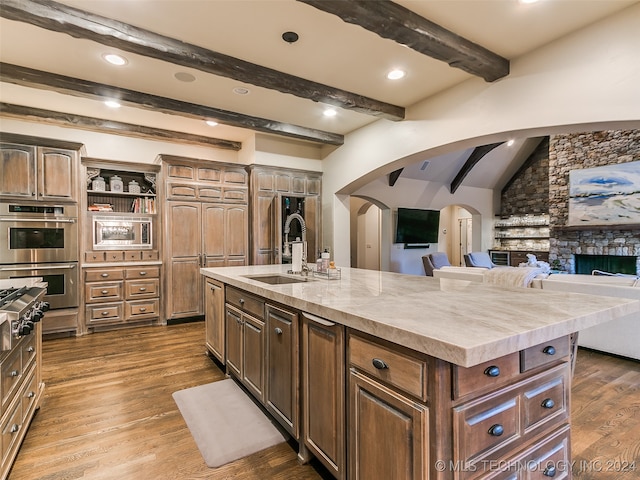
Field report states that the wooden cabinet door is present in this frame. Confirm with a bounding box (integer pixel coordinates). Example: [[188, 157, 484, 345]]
[[167, 201, 203, 318], [38, 147, 76, 201], [225, 306, 243, 378], [303, 194, 320, 263], [253, 192, 275, 265], [266, 304, 299, 437], [0, 143, 36, 198], [225, 204, 247, 262], [243, 314, 265, 402], [302, 313, 345, 479], [205, 279, 225, 362], [349, 370, 429, 480], [202, 203, 225, 264]]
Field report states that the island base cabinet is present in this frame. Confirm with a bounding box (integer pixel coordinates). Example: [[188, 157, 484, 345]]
[[224, 305, 266, 402], [302, 313, 345, 480], [349, 369, 429, 480], [205, 279, 225, 363], [266, 304, 299, 438]]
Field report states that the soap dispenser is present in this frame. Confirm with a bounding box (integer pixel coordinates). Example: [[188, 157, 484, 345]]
[[321, 249, 330, 272]]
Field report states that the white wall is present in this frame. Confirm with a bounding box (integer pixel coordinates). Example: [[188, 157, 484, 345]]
[[322, 4, 640, 266]]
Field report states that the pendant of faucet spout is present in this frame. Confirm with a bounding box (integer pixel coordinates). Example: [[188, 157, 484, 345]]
[[284, 213, 306, 243]]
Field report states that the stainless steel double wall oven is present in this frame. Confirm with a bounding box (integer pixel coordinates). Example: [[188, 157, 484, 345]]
[[0, 203, 79, 309]]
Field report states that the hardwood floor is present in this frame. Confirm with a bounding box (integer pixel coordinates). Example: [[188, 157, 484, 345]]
[[8, 323, 639, 479]]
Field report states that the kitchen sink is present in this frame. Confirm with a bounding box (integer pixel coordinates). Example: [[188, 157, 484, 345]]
[[243, 274, 313, 285]]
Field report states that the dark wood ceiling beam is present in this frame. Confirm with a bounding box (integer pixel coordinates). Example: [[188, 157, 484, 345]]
[[0, 0, 404, 121], [388, 168, 403, 186], [0, 102, 242, 151], [0, 63, 343, 146], [298, 0, 509, 82], [450, 142, 504, 193]]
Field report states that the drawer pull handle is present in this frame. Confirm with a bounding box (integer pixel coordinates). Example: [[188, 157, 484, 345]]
[[10, 424, 19, 434], [101, 290, 109, 294], [101, 273, 109, 277], [541, 398, 555, 409], [543, 465, 557, 477], [484, 366, 500, 377], [27, 346, 35, 353], [274, 327, 283, 335], [139, 271, 147, 275], [139, 287, 147, 291], [372, 358, 389, 370], [239, 298, 245, 305], [139, 307, 147, 312], [543, 346, 556, 356], [28, 391, 35, 398], [10, 370, 19, 377], [102, 311, 109, 316], [488, 424, 504, 437]]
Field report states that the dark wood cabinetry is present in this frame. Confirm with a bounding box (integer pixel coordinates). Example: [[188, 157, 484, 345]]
[[266, 303, 299, 438], [302, 313, 345, 479], [247, 165, 322, 265], [225, 287, 266, 402], [205, 278, 225, 362], [160, 156, 248, 321], [0, 143, 79, 202]]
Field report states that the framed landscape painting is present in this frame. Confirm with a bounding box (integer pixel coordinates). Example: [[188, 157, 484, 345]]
[[568, 160, 640, 226]]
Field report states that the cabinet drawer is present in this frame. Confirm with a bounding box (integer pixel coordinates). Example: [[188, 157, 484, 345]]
[[21, 334, 37, 371], [522, 427, 570, 480], [105, 251, 125, 262], [141, 251, 159, 261], [454, 393, 521, 464], [125, 299, 159, 320], [222, 187, 248, 203], [454, 352, 520, 399], [523, 369, 568, 433], [85, 251, 105, 263], [124, 250, 142, 261], [1, 397, 22, 462], [1, 347, 22, 409], [349, 334, 427, 401], [85, 269, 124, 282], [85, 282, 123, 302], [124, 266, 160, 279], [87, 302, 123, 322], [22, 368, 38, 419], [226, 287, 264, 319], [125, 279, 159, 299], [520, 336, 570, 372]]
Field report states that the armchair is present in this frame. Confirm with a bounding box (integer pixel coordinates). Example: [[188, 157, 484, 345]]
[[423, 252, 451, 276], [464, 252, 497, 269]]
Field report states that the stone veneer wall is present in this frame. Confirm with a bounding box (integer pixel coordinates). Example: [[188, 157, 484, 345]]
[[548, 130, 640, 274], [500, 137, 549, 216]]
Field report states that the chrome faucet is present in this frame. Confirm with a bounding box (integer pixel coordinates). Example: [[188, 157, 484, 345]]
[[284, 213, 308, 274]]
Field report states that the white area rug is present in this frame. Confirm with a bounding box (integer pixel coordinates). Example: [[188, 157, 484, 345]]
[[172, 379, 286, 468]]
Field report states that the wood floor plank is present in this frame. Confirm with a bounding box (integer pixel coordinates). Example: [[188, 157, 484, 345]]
[[7, 323, 639, 479]]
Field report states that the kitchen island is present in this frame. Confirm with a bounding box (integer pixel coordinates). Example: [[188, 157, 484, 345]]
[[201, 265, 639, 480]]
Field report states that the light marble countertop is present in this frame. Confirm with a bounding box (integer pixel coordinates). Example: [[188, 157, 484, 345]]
[[201, 265, 639, 367]]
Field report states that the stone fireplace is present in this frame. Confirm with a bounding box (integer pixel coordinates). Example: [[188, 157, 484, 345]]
[[574, 254, 639, 275], [548, 130, 640, 275]]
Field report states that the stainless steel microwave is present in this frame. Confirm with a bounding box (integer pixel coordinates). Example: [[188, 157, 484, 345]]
[[93, 216, 154, 250]]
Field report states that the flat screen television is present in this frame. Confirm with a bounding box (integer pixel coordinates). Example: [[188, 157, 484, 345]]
[[395, 207, 440, 245]]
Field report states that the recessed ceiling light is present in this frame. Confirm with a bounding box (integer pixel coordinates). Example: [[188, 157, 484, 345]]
[[387, 69, 406, 80], [507, 139, 515, 146], [102, 53, 127, 66], [104, 100, 121, 108], [518, 0, 540, 4], [233, 87, 250, 95], [205, 120, 218, 127], [175, 71, 196, 82], [323, 108, 337, 117]]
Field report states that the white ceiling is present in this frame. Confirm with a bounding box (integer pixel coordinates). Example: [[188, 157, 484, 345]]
[[1, 0, 637, 188]]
